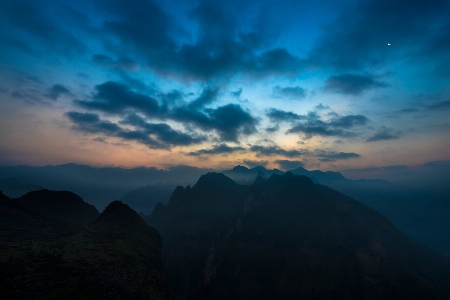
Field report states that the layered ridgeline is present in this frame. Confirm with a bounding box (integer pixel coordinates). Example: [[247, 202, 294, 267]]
[[121, 183, 177, 215], [0, 193, 171, 299], [223, 165, 450, 256], [149, 172, 450, 300]]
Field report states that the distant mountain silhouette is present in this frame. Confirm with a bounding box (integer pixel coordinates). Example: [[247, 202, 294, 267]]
[[1, 163, 448, 255], [0, 198, 171, 299], [222, 165, 283, 184], [149, 172, 450, 300], [222, 165, 450, 256], [0, 164, 212, 209], [16, 189, 100, 225], [0, 178, 44, 198], [121, 182, 177, 214], [287, 167, 450, 257]]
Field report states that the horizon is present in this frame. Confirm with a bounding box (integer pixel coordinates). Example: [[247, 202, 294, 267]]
[[2, 160, 450, 188], [1, 0, 449, 177]]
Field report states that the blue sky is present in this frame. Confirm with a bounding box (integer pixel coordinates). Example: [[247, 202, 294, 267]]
[[0, 0, 449, 175]]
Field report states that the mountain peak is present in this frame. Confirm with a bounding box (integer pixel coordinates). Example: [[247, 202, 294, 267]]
[[194, 172, 237, 188], [232, 165, 249, 172], [94, 200, 140, 225], [16, 189, 99, 225]]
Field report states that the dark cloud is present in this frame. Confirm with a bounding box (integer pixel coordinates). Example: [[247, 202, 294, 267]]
[[250, 145, 305, 158], [266, 108, 305, 123], [74, 80, 257, 142], [46, 84, 71, 100], [66, 111, 204, 149], [231, 88, 242, 97], [187, 144, 245, 156], [315, 150, 361, 162], [324, 74, 387, 95], [89, 0, 304, 80], [272, 85, 306, 99], [121, 114, 205, 146], [97, 0, 178, 67], [75, 81, 160, 116], [206, 104, 258, 141], [309, 0, 450, 71], [188, 86, 220, 108], [286, 111, 368, 139], [266, 107, 368, 139], [427, 100, 450, 110], [287, 122, 349, 138], [171, 103, 258, 142], [265, 124, 279, 133], [93, 137, 107, 143], [331, 115, 369, 128], [66, 111, 122, 134], [315, 104, 330, 111], [0, 0, 86, 57], [366, 129, 400, 142]]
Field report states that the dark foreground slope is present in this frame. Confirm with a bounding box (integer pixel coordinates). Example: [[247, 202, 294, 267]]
[[149, 172, 450, 300], [16, 189, 100, 225], [0, 197, 171, 299]]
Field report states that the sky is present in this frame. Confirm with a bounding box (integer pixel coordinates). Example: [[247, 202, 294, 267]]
[[0, 0, 449, 175]]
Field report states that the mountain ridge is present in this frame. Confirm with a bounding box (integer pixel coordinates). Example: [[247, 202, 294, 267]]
[[148, 172, 450, 299]]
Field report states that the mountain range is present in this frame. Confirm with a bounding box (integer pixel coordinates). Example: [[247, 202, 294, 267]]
[[1, 163, 449, 256], [148, 172, 450, 299], [222, 165, 450, 256], [1, 171, 450, 299]]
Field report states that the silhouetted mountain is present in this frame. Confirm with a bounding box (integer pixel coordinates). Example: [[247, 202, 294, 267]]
[[121, 182, 177, 214], [0, 164, 212, 209], [0, 196, 79, 243], [289, 166, 346, 182], [149, 173, 247, 227], [287, 167, 450, 256], [0, 178, 44, 198], [149, 172, 450, 300], [222, 165, 450, 256], [222, 165, 283, 185], [0, 198, 171, 299], [16, 189, 100, 225]]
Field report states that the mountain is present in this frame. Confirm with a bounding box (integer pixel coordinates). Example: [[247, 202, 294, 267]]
[[149, 172, 450, 300], [16, 189, 100, 225], [288, 167, 450, 256], [121, 182, 177, 214], [0, 198, 171, 299], [0, 178, 44, 198], [222, 165, 283, 185], [0, 164, 212, 209], [221, 165, 450, 256]]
